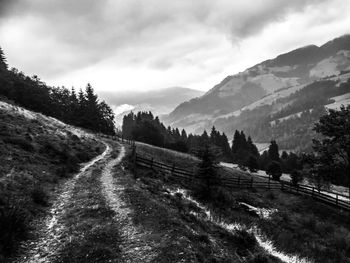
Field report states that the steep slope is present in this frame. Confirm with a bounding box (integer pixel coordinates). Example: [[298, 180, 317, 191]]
[[0, 99, 105, 259], [164, 35, 350, 136]]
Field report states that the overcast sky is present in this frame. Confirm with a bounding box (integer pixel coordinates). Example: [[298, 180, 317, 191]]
[[0, 0, 349, 94]]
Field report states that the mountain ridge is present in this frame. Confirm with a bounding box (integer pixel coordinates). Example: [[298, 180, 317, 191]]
[[162, 34, 350, 151]]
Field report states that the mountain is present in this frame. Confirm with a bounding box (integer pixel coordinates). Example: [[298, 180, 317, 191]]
[[163, 35, 350, 151], [99, 87, 203, 126]]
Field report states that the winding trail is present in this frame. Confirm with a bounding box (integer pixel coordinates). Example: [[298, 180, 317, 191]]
[[14, 144, 110, 263], [100, 143, 156, 263]]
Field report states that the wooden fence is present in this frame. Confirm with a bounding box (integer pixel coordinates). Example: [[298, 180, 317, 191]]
[[135, 153, 350, 212], [100, 134, 350, 212]]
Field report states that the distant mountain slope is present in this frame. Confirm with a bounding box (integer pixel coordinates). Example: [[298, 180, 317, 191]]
[[163, 35, 350, 151], [99, 87, 204, 126]]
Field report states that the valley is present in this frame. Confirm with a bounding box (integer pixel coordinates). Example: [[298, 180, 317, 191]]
[[162, 36, 350, 152]]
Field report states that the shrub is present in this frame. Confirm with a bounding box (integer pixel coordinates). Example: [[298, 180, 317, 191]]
[[246, 156, 259, 173], [3, 137, 34, 152], [234, 229, 257, 255], [266, 161, 282, 181], [31, 187, 48, 206], [248, 253, 275, 263], [76, 151, 91, 163], [211, 187, 233, 208], [0, 203, 29, 257], [65, 155, 80, 173], [56, 166, 70, 178], [291, 170, 303, 185]]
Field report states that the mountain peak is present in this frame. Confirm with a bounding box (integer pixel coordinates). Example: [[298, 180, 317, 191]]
[[164, 34, 350, 134]]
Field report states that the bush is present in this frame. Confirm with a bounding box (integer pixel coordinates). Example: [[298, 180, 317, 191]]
[[76, 151, 91, 162], [246, 156, 259, 173], [3, 137, 34, 152], [266, 161, 282, 181], [65, 155, 80, 173], [0, 203, 29, 257], [247, 253, 275, 263], [31, 187, 48, 206], [234, 229, 257, 255], [291, 170, 303, 185]]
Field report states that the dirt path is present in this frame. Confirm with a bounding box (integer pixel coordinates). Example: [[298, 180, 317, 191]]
[[13, 144, 110, 263], [100, 143, 157, 263]]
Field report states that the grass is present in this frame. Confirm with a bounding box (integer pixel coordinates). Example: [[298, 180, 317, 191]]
[[56, 162, 122, 263], [0, 105, 105, 260], [118, 145, 281, 262], [129, 141, 350, 263], [0, 202, 29, 258], [135, 141, 200, 170]]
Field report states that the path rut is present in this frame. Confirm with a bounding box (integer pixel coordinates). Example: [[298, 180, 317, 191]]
[[100, 143, 156, 263], [13, 144, 110, 263]]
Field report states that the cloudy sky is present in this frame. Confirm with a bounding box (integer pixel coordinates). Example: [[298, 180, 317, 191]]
[[0, 0, 349, 94]]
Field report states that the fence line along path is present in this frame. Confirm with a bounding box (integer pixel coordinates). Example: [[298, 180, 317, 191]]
[[135, 152, 350, 213], [99, 134, 350, 213]]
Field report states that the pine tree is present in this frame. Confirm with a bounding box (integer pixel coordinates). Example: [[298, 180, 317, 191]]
[[84, 83, 100, 131], [181, 129, 187, 142], [231, 130, 241, 162], [0, 47, 7, 69], [196, 145, 218, 199], [210, 126, 218, 145], [201, 130, 210, 145], [268, 140, 280, 161], [247, 136, 259, 157]]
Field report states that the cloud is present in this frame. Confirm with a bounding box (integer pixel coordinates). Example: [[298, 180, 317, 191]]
[[0, 0, 348, 93]]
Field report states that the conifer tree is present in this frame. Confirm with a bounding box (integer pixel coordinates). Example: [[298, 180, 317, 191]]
[[231, 130, 241, 161], [268, 140, 280, 161], [0, 47, 7, 69], [196, 145, 218, 199], [181, 129, 187, 141]]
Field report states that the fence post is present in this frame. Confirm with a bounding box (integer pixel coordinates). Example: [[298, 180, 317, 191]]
[[238, 176, 240, 186], [132, 145, 137, 178], [150, 158, 154, 169], [268, 177, 270, 189], [336, 194, 338, 206], [281, 181, 284, 191], [172, 163, 175, 175]]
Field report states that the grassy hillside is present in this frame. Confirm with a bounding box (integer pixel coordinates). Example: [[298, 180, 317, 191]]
[[128, 142, 350, 262], [0, 99, 104, 259]]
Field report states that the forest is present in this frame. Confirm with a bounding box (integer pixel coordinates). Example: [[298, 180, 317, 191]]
[[122, 111, 303, 176], [0, 47, 115, 135], [213, 78, 350, 151]]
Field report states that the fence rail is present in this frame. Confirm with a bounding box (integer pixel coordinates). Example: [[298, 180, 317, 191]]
[[100, 134, 350, 212], [135, 153, 350, 212]]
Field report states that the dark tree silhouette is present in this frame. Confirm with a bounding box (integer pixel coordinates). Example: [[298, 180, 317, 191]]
[[0, 47, 115, 134], [0, 47, 7, 69], [268, 140, 280, 161], [195, 145, 218, 199], [313, 105, 350, 193], [266, 161, 282, 181]]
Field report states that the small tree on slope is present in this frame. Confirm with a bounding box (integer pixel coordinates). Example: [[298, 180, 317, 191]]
[[312, 105, 350, 196], [195, 145, 218, 200]]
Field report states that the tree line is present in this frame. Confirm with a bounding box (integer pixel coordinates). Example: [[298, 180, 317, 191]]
[[122, 106, 350, 191], [121, 110, 299, 174], [122, 111, 231, 160], [0, 47, 115, 134]]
